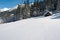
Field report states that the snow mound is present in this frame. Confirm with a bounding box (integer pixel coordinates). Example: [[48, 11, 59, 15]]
[[51, 12, 60, 19]]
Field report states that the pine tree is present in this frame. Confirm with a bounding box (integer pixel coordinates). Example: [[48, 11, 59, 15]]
[[23, 0, 30, 18], [45, 0, 52, 11], [54, 0, 58, 10], [15, 4, 21, 20]]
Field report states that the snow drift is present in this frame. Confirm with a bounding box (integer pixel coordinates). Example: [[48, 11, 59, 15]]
[[0, 16, 60, 40]]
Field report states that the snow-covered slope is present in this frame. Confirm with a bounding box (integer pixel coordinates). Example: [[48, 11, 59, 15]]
[[0, 5, 17, 12], [0, 8, 10, 12], [0, 3, 34, 12], [9, 5, 18, 12], [0, 16, 60, 40]]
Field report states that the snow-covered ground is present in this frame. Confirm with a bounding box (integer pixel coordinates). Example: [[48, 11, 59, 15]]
[[0, 15, 60, 40]]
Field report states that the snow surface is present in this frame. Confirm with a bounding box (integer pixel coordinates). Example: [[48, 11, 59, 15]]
[[0, 16, 60, 40]]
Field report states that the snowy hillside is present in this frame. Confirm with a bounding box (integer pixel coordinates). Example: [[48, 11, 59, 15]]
[[0, 3, 33, 12], [0, 8, 10, 12], [0, 16, 60, 40]]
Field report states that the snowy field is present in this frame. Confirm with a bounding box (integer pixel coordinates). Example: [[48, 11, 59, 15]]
[[0, 14, 60, 40]]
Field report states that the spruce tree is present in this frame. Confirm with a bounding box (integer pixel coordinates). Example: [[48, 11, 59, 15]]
[[15, 4, 21, 20]]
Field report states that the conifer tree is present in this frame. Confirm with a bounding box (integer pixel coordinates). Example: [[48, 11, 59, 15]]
[[46, 0, 52, 11], [15, 4, 21, 20]]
